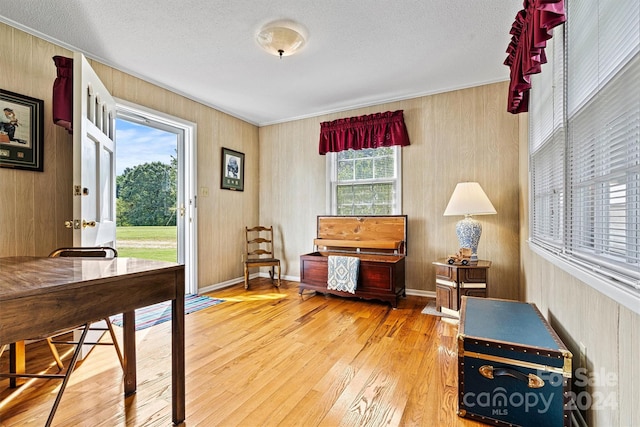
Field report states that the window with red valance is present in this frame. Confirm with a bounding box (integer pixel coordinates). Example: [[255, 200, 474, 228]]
[[318, 110, 410, 155]]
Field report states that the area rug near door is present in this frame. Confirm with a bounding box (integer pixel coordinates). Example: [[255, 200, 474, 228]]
[[111, 294, 225, 331]]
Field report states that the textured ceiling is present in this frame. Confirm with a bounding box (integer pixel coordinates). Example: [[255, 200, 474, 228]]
[[0, 1, 521, 126]]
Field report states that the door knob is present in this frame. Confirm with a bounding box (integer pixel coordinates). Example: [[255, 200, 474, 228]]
[[82, 220, 96, 228]]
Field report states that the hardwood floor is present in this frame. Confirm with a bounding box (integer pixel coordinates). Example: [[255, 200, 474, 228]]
[[1, 278, 486, 426]]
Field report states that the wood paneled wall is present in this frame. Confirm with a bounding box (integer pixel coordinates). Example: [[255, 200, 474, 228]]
[[518, 115, 640, 426], [0, 23, 260, 290], [0, 24, 74, 257], [259, 82, 521, 299]]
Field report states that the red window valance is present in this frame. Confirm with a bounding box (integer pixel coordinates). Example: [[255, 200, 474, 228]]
[[504, 0, 565, 114], [318, 110, 410, 155], [52, 55, 73, 133]]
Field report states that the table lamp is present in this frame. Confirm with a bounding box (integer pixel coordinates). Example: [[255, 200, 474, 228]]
[[443, 182, 496, 262]]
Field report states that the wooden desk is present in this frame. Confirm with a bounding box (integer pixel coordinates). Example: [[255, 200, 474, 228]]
[[0, 256, 185, 425]]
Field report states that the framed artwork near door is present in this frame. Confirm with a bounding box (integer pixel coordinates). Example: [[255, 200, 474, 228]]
[[0, 89, 44, 172], [221, 147, 244, 191]]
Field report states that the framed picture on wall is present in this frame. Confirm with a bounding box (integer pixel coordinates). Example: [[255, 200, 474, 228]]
[[0, 89, 45, 172], [221, 147, 244, 191]]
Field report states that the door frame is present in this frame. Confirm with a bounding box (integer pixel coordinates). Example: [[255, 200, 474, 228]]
[[115, 98, 198, 294]]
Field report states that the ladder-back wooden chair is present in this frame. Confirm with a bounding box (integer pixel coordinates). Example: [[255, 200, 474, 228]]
[[244, 226, 281, 289]]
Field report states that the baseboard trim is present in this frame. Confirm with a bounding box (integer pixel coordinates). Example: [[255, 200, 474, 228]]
[[406, 289, 436, 298], [199, 272, 297, 294], [199, 274, 436, 299]]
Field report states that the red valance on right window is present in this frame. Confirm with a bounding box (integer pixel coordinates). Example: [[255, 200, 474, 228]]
[[318, 110, 410, 155], [504, 0, 565, 114]]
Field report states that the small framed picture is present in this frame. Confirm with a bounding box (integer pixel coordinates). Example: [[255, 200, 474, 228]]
[[221, 147, 244, 191], [0, 89, 45, 172]]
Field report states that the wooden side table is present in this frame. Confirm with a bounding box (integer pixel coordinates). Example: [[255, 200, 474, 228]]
[[433, 259, 491, 317]]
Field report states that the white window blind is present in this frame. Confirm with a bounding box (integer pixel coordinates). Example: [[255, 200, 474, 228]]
[[599, 0, 640, 88], [529, 0, 640, 301], [530, 30, 565, 249], [566, 0, 599, 114], [567, 55, 640, 285], [566, 0, 640, 287]]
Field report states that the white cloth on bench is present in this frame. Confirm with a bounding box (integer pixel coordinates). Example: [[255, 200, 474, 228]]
[[327, 255, 360, 294]]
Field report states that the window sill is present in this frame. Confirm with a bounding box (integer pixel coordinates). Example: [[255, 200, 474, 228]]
[[528, 240, 640, 315]]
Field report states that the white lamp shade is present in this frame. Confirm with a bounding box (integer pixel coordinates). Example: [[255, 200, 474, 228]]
[[443, 182, 496, 216]]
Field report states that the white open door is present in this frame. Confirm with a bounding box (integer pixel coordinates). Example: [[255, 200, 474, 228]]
[[70, 53, 117, 359], [72, 53, 116, 247]]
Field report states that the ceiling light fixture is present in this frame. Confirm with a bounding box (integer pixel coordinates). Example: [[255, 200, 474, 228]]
[[257, 20, 307, 59]]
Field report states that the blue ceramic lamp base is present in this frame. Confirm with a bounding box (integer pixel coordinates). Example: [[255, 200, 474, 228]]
[[455, 215, 482, 262]]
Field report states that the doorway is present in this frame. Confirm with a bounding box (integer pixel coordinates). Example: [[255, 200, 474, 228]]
[[115, 100, 197, 294]]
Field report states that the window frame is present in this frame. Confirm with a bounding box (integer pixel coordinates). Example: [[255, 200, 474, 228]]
[[326, 146, 402, 215], [528, 0, 640, 315]]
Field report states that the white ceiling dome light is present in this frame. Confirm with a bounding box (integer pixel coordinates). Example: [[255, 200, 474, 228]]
[[257, 20, 308, 58]]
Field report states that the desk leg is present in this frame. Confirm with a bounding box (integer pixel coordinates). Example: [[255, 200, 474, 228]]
[[9, 341, 25, 388], [123, 310, 137, 396], [172, 279, 185, 424]]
